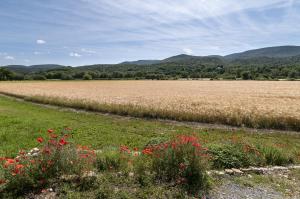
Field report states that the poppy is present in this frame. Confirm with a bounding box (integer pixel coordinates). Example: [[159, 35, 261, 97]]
[[37, 137, 44, 143]]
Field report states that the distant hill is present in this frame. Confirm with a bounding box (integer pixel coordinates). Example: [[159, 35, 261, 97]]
[[2, 64, 66, 74], [225, 46, 300, 60], [1, 45, 300, 80], [120, 60, 160, 65]]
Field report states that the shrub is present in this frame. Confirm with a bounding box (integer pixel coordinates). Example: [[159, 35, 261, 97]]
[[0, 128, 96, 195], [209, 142, 262, 169], [148, 135, 210, 195], [83, 73, 92, 80]]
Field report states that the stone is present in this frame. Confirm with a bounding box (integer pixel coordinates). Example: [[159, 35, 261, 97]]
[[216, 171, 225, 175], [82, 171, 97, 178], [288, 165, 300, 169], [232, 168, 244, 175], [129, 172, 134, 177], [225, 169, 234, 175]]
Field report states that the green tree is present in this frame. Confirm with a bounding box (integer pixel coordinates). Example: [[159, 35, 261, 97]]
[[83, 73, 92, 80]]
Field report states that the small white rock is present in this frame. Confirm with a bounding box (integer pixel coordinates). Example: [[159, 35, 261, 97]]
[[129, 172, 134, 177]]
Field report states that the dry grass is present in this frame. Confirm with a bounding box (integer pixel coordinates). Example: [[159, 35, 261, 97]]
[[0, 80, 299, 130]]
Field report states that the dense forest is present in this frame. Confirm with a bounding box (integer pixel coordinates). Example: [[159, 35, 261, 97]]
[[1, 46, 300, 81]]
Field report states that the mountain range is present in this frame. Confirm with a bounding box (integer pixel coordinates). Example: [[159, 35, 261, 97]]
[[1, 45, 300, 80], [1, 46, 300, 73]]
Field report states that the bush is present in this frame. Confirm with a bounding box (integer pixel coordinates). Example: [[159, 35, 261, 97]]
[[148, 135, 210, 195], [0, 128, 96, 196], [209, 142, 262, 169], [83, 73, 92, 80]]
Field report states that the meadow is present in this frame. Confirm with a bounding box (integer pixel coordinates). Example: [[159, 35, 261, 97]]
[[0, 80, 299, 131], [0, 95, 300, 198]]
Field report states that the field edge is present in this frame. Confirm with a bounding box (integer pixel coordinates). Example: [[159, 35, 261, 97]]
[[0, 91, 299, 132]]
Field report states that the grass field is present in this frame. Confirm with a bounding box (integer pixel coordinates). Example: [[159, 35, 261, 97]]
[[1, 95, 300, 198], [0, 80, 299, 131], [0, 95, 299, 159]]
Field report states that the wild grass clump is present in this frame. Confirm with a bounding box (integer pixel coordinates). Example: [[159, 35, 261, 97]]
[[260, 145, 294, 166], [95, 150, 122, 171], [208, 137, 295, 169]]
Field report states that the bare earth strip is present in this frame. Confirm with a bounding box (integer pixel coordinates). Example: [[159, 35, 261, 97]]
[[0, 80, 299, 131]]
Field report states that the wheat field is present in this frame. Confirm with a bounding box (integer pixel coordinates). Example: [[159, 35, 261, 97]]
[[0, 80, 299, 130]]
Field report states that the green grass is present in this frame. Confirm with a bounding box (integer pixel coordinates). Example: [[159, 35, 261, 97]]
[[0, 95, 299, 162]]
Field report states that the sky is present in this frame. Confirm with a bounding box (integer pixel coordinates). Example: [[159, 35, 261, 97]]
[[0, 0, 299, 66]]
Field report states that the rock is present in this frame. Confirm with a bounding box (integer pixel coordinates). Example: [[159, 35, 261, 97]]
[[60, 175, 79, 182], [225, 169, 234, 175], [232, 168, 244, 175], [288, 165, 300, 169], [272, 166, 288, 170], [129, 172, 134, 177], [216, 171, 225, 175], [48, 188, 53, 192], [82, 171, 97, 178], [95, 150, 103, 154]]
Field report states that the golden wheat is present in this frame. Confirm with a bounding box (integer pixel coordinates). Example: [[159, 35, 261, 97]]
[[0, 80, 299, 130]]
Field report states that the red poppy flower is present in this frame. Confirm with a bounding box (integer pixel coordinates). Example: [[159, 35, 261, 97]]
[[5, 158, 15, 165], [47, 129, 54, 133], [59, 138, 68, 146], [15, 164, 24, 170], [133, 147, 138, 151], [37, 137, 44, 143]]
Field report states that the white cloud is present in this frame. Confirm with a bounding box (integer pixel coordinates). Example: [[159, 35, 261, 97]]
[[69, 52, 82, 57], [36, 39, 46, 44], [81, 48, 96, 54], [4, 56, 15, 60], [24, 59, 30, 62], [34, 51, 42, 55], [182, 48, 193, 55]]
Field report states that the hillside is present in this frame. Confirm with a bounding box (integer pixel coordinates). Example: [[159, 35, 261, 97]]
[[225, 45, 300, 60], [1, 46, 300, 80], [2, 64, 66, 74]]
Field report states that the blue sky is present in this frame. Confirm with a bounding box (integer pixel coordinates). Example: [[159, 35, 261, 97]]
[[0, 0, 299, 66]]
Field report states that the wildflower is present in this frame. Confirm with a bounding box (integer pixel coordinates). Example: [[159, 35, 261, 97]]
[[12, 164, 24, 175], [37, 137, 44, 143], [4, 158, 15, 167], [47, 129, 54, 133], [15, 164, 24, 170], [142, 148, 153, 155], [59, 138, 68, 146], [133, 147, 138, 151]]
